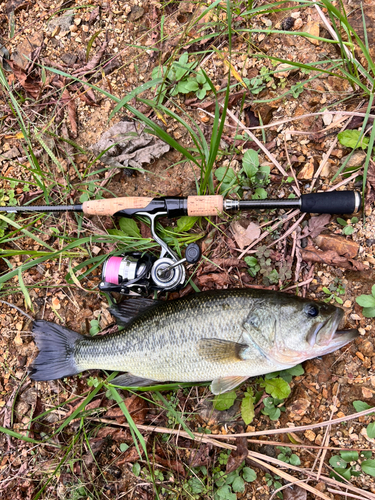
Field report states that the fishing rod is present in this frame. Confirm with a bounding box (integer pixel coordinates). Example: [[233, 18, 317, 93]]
[[1, 190, 361, 296]]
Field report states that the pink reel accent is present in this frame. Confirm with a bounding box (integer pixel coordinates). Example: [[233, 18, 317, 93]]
[[104, 256, 122, 285]]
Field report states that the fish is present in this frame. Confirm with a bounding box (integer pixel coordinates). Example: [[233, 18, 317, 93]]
[[28, 288, 358, 394]]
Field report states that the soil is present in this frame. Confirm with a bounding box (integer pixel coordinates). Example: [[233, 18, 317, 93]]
[[0, 0, 374, 499]]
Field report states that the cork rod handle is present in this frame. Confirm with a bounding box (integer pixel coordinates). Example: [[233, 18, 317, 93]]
[[187, 195, 224, 216], [82, 197, 153, 216]]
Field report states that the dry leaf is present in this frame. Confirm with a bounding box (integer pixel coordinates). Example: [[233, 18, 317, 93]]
[[314, 233, 359, 259], [301, 246, 366, 271], [226, 437, 248, 473], [283, 484, 307, 500], [302, 214, 331, 239], [7, 61, 40, 99], [231, 220, 260, 249]]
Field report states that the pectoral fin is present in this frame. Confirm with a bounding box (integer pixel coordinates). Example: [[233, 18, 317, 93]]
[[198, 338, 250, 362], [111, 373, 159, 387], [211, 376, 249, 395]]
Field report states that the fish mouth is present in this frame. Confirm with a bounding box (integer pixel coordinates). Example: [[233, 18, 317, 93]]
[[314, 308, 359, 355]]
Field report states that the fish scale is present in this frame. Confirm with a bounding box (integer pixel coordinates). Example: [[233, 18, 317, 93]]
[[29, 288, 358, 394]]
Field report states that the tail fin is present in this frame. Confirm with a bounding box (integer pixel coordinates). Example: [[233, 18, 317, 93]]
[[29, 320, 83, 381]]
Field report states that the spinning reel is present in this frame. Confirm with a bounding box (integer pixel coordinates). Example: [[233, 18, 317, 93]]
[[98, 213, 200, 296]]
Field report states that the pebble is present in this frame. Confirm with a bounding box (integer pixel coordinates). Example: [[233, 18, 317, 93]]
[[304, 429, 316, 442]]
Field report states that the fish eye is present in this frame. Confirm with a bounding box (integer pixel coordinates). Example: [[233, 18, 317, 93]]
[[305, 304, 319, 317]]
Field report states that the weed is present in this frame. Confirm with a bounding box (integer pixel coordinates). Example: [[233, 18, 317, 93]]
[[215, 149, 270, 198], [261, 396, 286, 421], [214, 459, 256, 499], [277, 446, 301, 466], [322, 277, 346, 305], [265, 473, 283, 499], [255, 246, 292, 285], [337, 216, 358, 236], [244, 256, 261, 277], [356, 285, 375, 318], [329, 449, 373, 482]]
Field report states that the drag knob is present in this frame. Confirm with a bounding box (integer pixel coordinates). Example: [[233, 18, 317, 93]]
[[185, 243, 201, 264]]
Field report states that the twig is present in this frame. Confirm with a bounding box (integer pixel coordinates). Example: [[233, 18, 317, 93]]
[[0, 300, 33, 321], [224, 106, 288, 176]]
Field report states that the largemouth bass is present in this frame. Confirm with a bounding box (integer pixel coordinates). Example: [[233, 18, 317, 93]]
[[29, 289, 358, 394]]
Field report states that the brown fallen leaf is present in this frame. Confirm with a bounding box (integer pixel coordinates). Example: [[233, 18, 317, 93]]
[[73, 34, 108, 76], [301, 246, 366, 271], [154, 455, 185, 476], [302, 213, 331, 239], [189, 444, 212, 467], [226, 437, 248, 473], [196, 273, 232, 288], [314, 233, 359, 259], [231, 220, 261, 250], [7, 61, 40, 99]]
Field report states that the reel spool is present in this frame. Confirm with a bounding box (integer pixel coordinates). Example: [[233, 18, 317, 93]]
[[99, 243, 200, 296]]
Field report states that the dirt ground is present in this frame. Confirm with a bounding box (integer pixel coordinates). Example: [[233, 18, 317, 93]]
[[0, 0, 375, 499]]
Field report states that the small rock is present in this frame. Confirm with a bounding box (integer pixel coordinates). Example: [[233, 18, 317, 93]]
[[128, 6, 144, 22], [274, 63, 297, 79], [350, 313, 361, 321], [304, 429, 316, 442], [14, 331, 22, 346], [362, 387, 374, 399], [11, 32, 44, 69], [360, 340, 374, 357], [1, 146, 20, 159], [48, 9, 74, 33], [69, 25, 78, 33], [61, 52, 77, 65], [340, 150, 366, 168], [343, 300, 352, 308], [303, 21, 320, 45], [293, 18, 303, 30], [297, 158, 315, 180], [315, 434, 323, 446]]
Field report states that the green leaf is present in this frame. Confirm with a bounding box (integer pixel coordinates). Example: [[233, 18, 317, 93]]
[[215, 166, 236, 183], [242, 467, 256, 482], [353, 400, 373, 412], [243, 149, 259, 178], [196, 88, 206, 100], [282, 364, 304, 378], [184, 79, 199, 92], [252, 188, 268, 200], [329, 455, 348, 469], [119, 218, 141, 238], [340, 451, 359, 462], [338, 130, 370, 150], [336, 217, 347, 226], [362, 307, 375, 318], [241, 390, 255, 425], [262, 406, 281, 421], [335, 296, 344, 305], [232, 476, 245, 493], [262, 378, 291, 399], [216, 484, 236, 500], [132, 462, 141, 476], [120, 443, 129, 452], [289, 454, 301, 466], [356, 294, 375, 307], [176, 216, 199, 232], [362, 451, 372, 459], [361, 460, 375, 477], [343, 225, 354, 235], [372, 284, 375, 297], [367, 423, 375, 439], [213, 391, 237, 411], [330, 467, 352, 481], [188, 477, 205, 494], [351, 217, 359, 224], [244, 256, 258, 267], [278, 453, 288, 463]]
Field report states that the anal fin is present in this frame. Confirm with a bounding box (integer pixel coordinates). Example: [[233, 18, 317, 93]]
[[111, 373, 159, 388], [210, 376, 249, 395]]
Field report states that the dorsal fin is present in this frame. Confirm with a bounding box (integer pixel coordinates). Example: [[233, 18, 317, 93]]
[[109, 298, 161, 326]]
